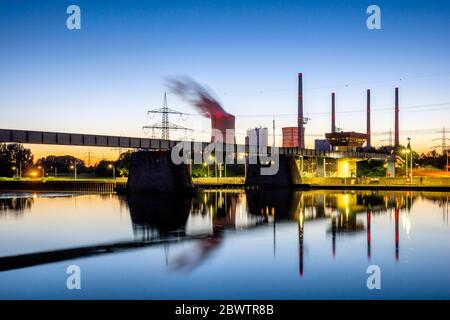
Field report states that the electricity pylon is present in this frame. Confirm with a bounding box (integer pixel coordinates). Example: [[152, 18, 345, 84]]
[[142, 93, 192, 140]]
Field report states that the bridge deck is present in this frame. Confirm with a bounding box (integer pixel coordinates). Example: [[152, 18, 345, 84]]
[[0, 128, 390, 160]]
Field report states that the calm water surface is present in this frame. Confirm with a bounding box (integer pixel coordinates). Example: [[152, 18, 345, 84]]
[[0, 190, 449, 299]]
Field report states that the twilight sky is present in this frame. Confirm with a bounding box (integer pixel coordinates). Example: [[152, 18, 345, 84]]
[[0, 0, 449, 160]]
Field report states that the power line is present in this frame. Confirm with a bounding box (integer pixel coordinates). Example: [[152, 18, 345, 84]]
[[142, 93, 193, 140], [218, 71, 450, 96], [431, 127, 450, 171], [178, 101, 450, 118]]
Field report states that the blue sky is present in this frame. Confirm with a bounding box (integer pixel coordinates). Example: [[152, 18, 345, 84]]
[[1, 0, 449, 156]]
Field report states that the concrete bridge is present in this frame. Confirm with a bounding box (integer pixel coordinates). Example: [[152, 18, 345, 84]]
[[0, 128, 395, 192]]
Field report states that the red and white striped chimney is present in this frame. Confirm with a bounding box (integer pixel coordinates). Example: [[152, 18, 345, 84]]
[[367, 89, 371, 148], [297, 73, 305, 149], [331, 92, 336, 133], [394, 87, 399, 147]]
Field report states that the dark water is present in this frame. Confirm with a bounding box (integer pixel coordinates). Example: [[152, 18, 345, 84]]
[[0, 190, 449, 299]]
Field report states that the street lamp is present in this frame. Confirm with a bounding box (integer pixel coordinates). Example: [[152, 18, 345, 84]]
[[108, 164, 116, 180], [70, 164, 77, 180], [407, 137, 413, 180], [402, 149, 410, 180], [37, 165, 44, 177], [11, 166, 17, 178], [238, 153, 247, 178], [209, 155, 215, 178], [203, 162, 209, 177]]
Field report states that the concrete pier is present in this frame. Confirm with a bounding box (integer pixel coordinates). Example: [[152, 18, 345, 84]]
[[127, 151, 194, 193], [245, 155, 301, 188], [316, 157, 326, 177]]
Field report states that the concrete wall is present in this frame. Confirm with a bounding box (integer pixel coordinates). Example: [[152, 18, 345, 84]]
[[302, 176, 450, 186], [316, 157, 326, 177], [127, 151, 194, 193], [245, 155, 301, 188]]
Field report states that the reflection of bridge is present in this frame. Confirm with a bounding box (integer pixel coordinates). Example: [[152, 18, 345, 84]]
[[0, 128, 395, 192], [0, 190, 423, 273]]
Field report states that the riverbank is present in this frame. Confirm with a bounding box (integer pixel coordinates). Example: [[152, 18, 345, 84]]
[[0, 179, 123, 193], [1, 176, 450, 192], [301, 177, 450, 191], [194, 177, 450, 191]]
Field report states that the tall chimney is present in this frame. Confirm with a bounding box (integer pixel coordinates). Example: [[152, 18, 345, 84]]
[[366, 89, 371, 148], [394, 87, 399, 147], [331, 92, 336, 133], [297, 73, 305, 149]]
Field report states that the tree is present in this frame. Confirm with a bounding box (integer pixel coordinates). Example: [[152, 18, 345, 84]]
[[35, 155, 86, 176], [357, 160, 386, 177], [0, 143, 34, 177], [417, 150, 447, 169], [115, 151, 133, 177], [94, 160, 115, 178]]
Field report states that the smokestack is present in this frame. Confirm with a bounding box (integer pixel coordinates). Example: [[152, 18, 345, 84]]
[[167, 77, 235, 143], [367, 89, 371, 148], [297, 73, 305, 149], [395, 87, 399, 147], [331, 92, 336, 133]]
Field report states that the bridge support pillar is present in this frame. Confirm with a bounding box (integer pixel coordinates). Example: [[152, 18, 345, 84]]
[[299, 156, 304, 176], [316, 157, 326, 177], [245, 155, 301, 188], [127, 150, 194, 193], [386, 156, 396, 177]]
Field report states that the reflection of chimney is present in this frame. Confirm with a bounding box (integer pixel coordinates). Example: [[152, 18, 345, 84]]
[[395, 206, 399, 261], [298, 221, 304, 276], [395, 87, 399, 146], [367, 209, 371, 260], [367, 89, 371, 148], [332, 214, 336, 258], [297, 73, 305, 149], [331, 92, 336, 133]]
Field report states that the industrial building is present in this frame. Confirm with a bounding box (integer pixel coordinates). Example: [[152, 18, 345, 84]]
[[314, 139, 332, 151], [282, 127, 298, 148], [325, 132, 367, 152], [278, 73, 400, 178], [245, 127, 268, 148]]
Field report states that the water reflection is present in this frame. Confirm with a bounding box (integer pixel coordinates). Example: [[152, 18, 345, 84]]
[[127, 194, 192, 240], [0, 190, 449, 276], [0, 195, 34, 216]]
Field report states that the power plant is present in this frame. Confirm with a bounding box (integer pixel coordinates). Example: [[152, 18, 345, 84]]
[[282, 73, 401, 152]]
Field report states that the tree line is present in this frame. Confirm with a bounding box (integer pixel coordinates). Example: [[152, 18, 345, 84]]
[[0, 143, 132, 178], [0, 142, 448, 178]]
